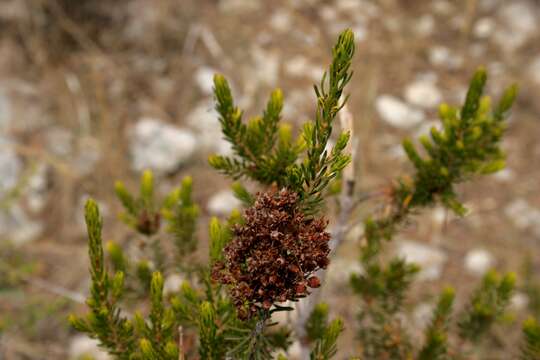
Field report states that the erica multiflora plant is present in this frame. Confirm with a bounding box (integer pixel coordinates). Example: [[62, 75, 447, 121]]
[[71, 28, 540, 359]]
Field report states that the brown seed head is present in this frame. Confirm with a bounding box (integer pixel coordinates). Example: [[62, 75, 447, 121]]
[[211, 188, 331, 319]]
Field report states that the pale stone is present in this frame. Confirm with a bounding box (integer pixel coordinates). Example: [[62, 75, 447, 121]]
[[414, 15, 435, 37], [163, 274, 185, 296], [69, 335, 111, 360], [404, 78, 442, 109], [494, 2, 538, 50], [510, 292, 529, 311], [251, 47, 280, 86], [464, 248, 495, 276], [376, 95, 425, 129], [473, 17, 495, 38], [504, 199, 540, 236], [270, 10, 292, 32], [130, 118, 196, 174], [413, 302, 434, 330], [428, 46, 464, 69], [397, 240, 447, 281], [194, 66, 217, 95], [187, 100, 231, 155], [0, 205, 42, 245], [207, 190, 241, 216]]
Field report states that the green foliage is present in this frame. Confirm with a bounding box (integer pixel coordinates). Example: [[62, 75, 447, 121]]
[[305, 303, 344, 360], [351, 258, 420, 314], [71, 27, 533, 360], [310, 318, 344, 360], [210, 29, 355, 216], [458, 271, 516, 343], [306, 303, 330, 342], [522, 317, 540, 360], [399, 69, 517, 215], [69, 199, 137, 358], [418, 287, 455, 360], [161, 176, 200, 259], [350, 68, 518, 359], [209, 216, 232, 263]]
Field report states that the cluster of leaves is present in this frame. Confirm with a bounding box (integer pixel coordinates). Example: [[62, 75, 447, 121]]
[[72, 29, 356, 359], [111, 171, 199, 283], [210, 29, 354, 216], [71, 26, 540, 360], [349, 69, 526, 359]]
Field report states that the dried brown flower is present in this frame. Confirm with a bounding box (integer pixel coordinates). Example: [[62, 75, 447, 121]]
[[211, 188, 331, 319]]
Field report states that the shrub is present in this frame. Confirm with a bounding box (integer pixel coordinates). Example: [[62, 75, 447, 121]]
[[71, 29, 538, 359]]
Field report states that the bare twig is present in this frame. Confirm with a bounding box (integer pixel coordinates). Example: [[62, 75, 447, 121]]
[[24, 276, 86, 304], [294, 104, 357, 359], [178, 326, 184, 360]]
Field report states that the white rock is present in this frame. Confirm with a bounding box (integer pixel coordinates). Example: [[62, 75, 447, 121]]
[[69, 335, 111, 360], [284, 56, 323, 82], [404, 79, 442, 109], [504, 199, 540, 236], [413, 302, 434, 330], [473, 17, 495, 38], [376, 95, 425, 129], [428, 46, 464, 69], [207, 190, 241, 216], [130, 118, 196, 174], [0, 205, 43, 245], [270, 10, 292, 32], [26, 163, 48, 213], [529, 57, 540, 85], [0, 136, 22, 194], [493, 168, 515, 182], [251, 47, 280, 86], [187, 101, 231, 155], [431, 206, 448, 226], [510, 292, 529, 311], [464, 249, 494, 276], [194, 67, 217, 95], [414, 15, 435, 37], [163, 273, 185, 295], [397, 240, 447, 281], [494, 2, 538, 50]]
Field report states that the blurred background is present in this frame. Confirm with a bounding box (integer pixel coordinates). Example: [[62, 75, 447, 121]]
[[0, 0, 539, 358]]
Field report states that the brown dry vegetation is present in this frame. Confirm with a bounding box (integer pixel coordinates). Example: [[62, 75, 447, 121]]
[[0, 0, 539, 359]]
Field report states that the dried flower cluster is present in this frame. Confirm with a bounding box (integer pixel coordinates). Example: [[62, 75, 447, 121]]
[[212, 188, 331, 319]]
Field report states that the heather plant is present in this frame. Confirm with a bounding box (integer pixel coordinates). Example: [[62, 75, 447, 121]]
[[71, 29, 540, 359]]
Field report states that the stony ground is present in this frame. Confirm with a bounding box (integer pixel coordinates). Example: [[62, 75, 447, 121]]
[[0, 0, 539, 359]]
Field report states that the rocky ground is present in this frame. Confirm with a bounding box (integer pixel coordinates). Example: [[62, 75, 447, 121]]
[[0, 0, 539, 359]]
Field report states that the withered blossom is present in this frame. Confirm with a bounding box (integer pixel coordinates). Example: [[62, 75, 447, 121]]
[[212, 188, 330, 319]]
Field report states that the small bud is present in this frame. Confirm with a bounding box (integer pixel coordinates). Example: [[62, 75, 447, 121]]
[[307, 276, 321, 288]]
